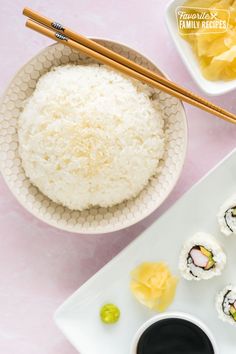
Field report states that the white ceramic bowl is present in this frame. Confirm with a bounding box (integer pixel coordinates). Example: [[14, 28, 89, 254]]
[[0, 40, 187, 234], [165, 0, 236, 96], [130, 312, 218, 354]]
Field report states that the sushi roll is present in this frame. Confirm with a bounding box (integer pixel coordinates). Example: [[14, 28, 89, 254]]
[[218, 194, 236, 236], [216, 285, 236, 326], [179, 232, 226, 281]]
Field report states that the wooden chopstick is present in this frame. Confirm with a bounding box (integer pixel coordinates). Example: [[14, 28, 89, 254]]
[[22, 7, 236, 123], [23, 10, 236, 124]]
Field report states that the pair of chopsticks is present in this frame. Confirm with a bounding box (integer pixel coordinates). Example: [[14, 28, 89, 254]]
[[23, 7, 236, 124]]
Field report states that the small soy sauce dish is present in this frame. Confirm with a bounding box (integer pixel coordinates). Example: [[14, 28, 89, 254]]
[[130, 312, 218, 354]]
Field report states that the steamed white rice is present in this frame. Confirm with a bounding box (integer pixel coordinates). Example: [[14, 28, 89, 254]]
[[18, 64, 165, 211]]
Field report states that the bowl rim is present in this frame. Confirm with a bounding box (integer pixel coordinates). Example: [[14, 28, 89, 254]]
[[130, 311, 218, 354], [0, 38, 188, 234]]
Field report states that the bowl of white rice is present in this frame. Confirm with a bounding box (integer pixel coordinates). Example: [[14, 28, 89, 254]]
[[0, 40, 187, 234]]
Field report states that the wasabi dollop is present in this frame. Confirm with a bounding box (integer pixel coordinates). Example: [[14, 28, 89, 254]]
[[100, 303, 120, 324]]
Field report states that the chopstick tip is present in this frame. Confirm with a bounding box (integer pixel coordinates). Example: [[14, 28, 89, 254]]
[[23, 7, 34, 17], [22, 7, 28, 15]]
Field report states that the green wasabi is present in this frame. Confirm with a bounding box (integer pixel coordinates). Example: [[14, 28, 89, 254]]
[[100, 303, 120, 324]]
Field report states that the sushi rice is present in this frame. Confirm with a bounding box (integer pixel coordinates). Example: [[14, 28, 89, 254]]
[[216, 285, 236, 326], [179, 232, 226, 281], [218, 194, 236, 236]]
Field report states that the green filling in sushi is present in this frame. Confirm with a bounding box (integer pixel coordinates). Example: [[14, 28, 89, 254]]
[[231, 207, 236, 217], [229, 305, 236, 321]]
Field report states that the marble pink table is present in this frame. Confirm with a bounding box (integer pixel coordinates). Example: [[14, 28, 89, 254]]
[[1, 1, 236, 353]]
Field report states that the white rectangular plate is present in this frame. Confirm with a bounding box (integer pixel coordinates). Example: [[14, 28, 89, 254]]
[[55, 148, 236, 354]]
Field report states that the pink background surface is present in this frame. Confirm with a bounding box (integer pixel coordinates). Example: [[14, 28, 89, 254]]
[[1, 0, 236, 353]]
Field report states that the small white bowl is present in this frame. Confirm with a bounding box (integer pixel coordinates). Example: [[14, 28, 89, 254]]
[[165, 0, 236, 96], [130, 312, 218, 354]]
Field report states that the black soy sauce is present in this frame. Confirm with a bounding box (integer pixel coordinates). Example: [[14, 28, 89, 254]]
[[137, 318, 214, 354]]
